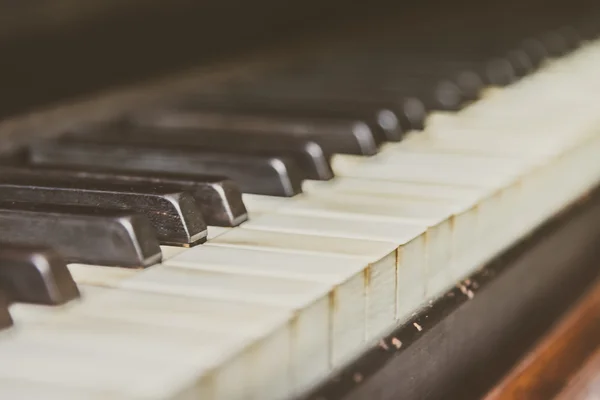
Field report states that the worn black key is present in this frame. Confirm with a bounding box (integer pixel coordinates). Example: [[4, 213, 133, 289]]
[[506, 48, 535, 78], [0, 202, 161, 268], [481, 57, 516, 86], [71, 126, 334, 181], [171, 94, 415, 142], [130, 109, 380, 155], [0, 165, 247, 227], [0, 244, 80, 305], [29, 139, 303, 197], [539, 30, 571, 58], [0, 292, 12, 330], [556, 25, 582, 52], [520, 37, 549, 68], [246, 71, 465, 112], [0, 174, 206, 247], [172, 88, 428, 134]]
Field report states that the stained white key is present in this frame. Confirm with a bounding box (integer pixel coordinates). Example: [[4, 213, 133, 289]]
[[167, 244, 383, 365], [243, 213, 428, 319], [276, 193, 476, 296], [210, 228, 399, 340]]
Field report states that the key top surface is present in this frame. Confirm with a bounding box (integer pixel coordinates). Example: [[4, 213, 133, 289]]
[[28, 139, 304, 197], [130, 109, 380, 156], [0, 174, 206, 246], [162, 95, 409, 142], [0, 244, 79, 305], [0, 165, 247, 227], [0, 202, 162, 268], [71, 126, 334, 181]]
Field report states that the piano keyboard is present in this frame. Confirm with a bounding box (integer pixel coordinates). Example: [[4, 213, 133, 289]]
[[0, 17, 599, 400]]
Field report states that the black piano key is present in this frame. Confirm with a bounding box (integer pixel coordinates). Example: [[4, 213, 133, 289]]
[[0, 202, 162, 268], [0, 292, 12, 330], [520, 37, 549, 68], [506, 49, 535, 78], [174, 92, 418, 141], [253, 71, 467, 112], [482, 57, 516, 86], [539, 30, 571, 58], [0, 244, 80, 305], [130, 109, 380, 155], [556, 26, 582, 51], [0, 165, 247, 227], [72, 126, 334, 181], [0, 174, 207, 247], [183, 81, 430, 131], [28, 140, 304, 197]]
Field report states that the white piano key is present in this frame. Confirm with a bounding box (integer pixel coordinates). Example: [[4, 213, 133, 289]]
[[7, 284, 294, 400], [275, 193, 473, 297], [211, 225, 429, 325], [2, 298, 254, 400], [302, 177, 485, 202], [68, 288, 294, 400], [243, 213, 428, 320], [241, 193, 288, 216], [161, 245, 188, 260], [0, 330, 223, 399], [211, 227, 397, 259], [302, 179, 486, 285], [67, 263, 139, 287], [167, 244, 379, 365], [0, 378, 136, 400], [118, 265, 332, 393], [279, 192, 459, 224], [332, 152, 524, 189], [207, 226, 232, 240]]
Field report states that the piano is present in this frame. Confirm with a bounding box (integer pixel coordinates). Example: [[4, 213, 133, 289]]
[[0, 0, 599, 398]]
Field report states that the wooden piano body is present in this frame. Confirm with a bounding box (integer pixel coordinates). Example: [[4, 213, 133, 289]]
[[0, 0, 599, 399]]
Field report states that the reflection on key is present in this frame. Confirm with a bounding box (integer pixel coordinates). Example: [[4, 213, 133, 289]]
[[0, 244, 79, 305], [29, 140, 304, 197], [0, 174, 206, 247], [72, 126, 334, 181], [130, 108, 380, 155], [0, 165, 247, 227], [0, 202, 162, 268], [152, 95, 411, 141]]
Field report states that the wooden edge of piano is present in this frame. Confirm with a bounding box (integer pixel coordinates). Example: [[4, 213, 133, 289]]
[[485, 267, 600, 400], [304, 186, 600, 400]]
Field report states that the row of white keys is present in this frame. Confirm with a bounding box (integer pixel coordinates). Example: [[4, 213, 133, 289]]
[[3, 283, 298, 400], [62, 196, 430, 396], [2, 198, 330, 399], [301, 178, 489, 281]]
